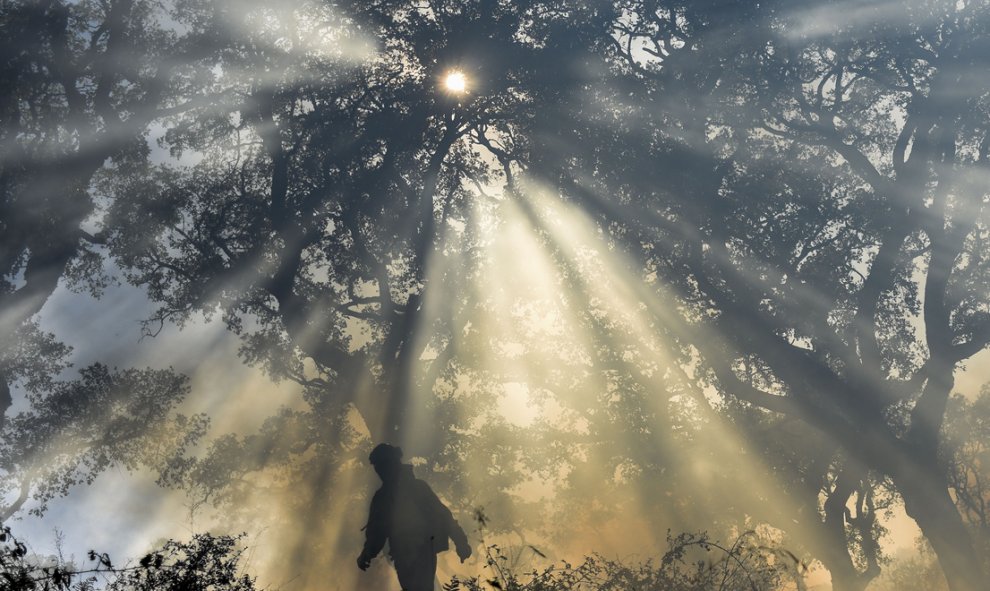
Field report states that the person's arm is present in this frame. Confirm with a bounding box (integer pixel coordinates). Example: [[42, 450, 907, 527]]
[[420, 482, 472, 561], [357, 491, 387, 570], [449, 518, 471, 561]]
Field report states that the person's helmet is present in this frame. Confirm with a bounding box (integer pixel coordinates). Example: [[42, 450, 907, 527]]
[[368, 443, 403, 466]]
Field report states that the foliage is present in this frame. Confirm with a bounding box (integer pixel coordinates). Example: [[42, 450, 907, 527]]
[[0, 523, 812, 591], [0, 527, 255, 591], [443, 530, 806, 591], [0, 363, 207, 520]]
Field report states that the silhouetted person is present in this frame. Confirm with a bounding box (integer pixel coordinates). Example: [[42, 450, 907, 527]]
[[357, 444, 472, 591]]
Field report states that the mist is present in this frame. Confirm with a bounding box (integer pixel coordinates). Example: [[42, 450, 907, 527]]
[[3, 2, 990, 591]]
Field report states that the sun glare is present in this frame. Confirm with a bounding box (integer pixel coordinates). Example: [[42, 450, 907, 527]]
[[444, 70, 467, 93]]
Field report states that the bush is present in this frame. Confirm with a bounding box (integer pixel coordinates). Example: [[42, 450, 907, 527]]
[[0, 527, 256, 591], [444, 530, 808, 591]]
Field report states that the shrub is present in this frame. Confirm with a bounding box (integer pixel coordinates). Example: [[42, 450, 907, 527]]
[[444, 530, 808, 591], [0, 527, 256, 591]]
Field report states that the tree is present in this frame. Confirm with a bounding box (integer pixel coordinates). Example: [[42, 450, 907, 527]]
[[0, 0, 224, 521], [508, 1, 990, 589], [98, 1, 615, 585], [104, 0, 616, 441]]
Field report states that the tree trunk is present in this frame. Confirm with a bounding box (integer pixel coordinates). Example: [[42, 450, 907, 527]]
[[0, 374, 9, 428], [819, 468, 876, 591], [895, 460, 985, 591], [374, 126, 457, 447]]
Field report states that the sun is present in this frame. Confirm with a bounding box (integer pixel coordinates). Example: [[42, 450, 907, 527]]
[[444, 70, 468, 94]]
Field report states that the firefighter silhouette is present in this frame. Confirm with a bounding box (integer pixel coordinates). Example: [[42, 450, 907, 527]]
[[357, 444, 472, 591]]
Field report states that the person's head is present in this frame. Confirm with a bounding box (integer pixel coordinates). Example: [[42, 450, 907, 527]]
[[368, 443, 403, 482]]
